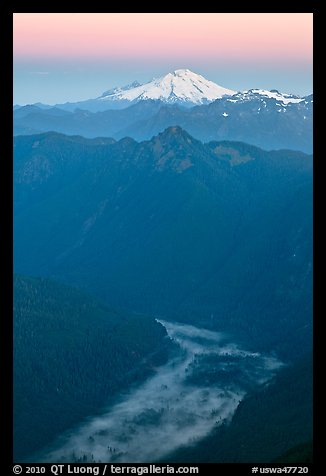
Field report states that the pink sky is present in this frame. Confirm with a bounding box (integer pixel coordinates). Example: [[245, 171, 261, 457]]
[[14, 13, 313, 64]]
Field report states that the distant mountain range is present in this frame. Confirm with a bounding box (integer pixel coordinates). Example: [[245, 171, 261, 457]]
[[14, 127, 312, 359], [24, 69, 237, 111], [13, 69, 313, 152]]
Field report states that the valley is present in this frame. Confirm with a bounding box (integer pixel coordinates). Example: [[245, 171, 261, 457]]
[[38, 320, 283, 463]]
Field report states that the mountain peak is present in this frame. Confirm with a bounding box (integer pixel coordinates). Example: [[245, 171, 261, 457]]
[[147, 126, 205, 173], [156, 125, 194, 141], [156, 126, 187, 139], [150, 126, 207, 156], [173, 68, 191, 75], [99, 69, 236, 106]]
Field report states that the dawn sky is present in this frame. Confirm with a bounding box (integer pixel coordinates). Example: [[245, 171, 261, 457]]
[[13, 13, 313, 105]]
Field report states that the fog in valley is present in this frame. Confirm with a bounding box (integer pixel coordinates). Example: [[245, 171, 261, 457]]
[[41, 320, 283, 463]]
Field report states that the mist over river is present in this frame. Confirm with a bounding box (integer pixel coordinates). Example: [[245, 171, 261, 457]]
[[40, 320, 283, 463]]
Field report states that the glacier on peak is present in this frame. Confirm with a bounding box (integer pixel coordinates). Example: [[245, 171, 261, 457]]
[[98, 69, 236, 105]]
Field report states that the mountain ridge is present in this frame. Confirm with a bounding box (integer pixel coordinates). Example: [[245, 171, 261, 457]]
[[14, 128, 312, 360], [13, 91, 313, 153], [15, 68, 310, 113]]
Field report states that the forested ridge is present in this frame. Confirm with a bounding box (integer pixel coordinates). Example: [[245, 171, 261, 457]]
[[14, 130, 312, 361], [14, 275, 172, 461]]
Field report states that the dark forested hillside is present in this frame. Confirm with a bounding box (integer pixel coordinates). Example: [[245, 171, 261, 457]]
[[14, 275, 172, 462], [165, 353, 313, 463], [14, 129, 312, 361]]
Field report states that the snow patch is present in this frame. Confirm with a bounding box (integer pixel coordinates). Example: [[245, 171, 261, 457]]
[[248, 89, 304, 104]]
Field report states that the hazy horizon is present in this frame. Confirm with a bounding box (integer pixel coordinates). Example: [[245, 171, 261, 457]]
[[13, 13, 313, 105]]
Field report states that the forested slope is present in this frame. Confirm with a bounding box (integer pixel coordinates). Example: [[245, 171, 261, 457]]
[[14, 275, 171, 461]]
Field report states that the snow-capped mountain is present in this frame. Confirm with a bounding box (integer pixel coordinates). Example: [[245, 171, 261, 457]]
[[44, 69, 310, 113], [98, 69, 236, 106], [230, 89, 304, 105], [49, 69, 237, 111]]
